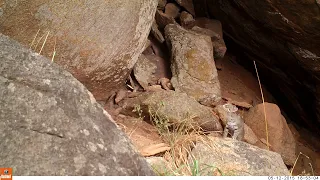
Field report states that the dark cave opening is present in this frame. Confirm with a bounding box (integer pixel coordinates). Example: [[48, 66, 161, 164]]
[[223, 32, 319, 137]]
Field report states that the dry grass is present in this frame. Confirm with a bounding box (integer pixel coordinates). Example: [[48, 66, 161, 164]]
[[39, 31, 50, 54], [33, 32, 46, 52], [30, 29, 57, 62], [30, 29, 40, 49], [253, 60, 270, 151], [253, 61, 316, 176], [146, 102, 223, 176], [291, 152, 314, 176], [51, 37, 57, 62]]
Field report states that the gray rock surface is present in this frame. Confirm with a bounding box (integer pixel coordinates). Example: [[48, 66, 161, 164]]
[[165, 24, 221, 106], [191, 26, 227, 59], [190, 137, 290, 176], [119, 91, 222, 132], [193, 18, 227, 59], [133, 54, 158, 90], [146, 157, 171, 175], [0, 34, 155, 176], [0, 0, 157, 100], [133, 54, 170, 90]]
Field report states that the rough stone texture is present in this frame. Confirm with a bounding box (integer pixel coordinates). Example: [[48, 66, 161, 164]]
[[119, 91, 222, 132], [180, 11, 195, 29], [146, 157, 171, 175], [165, 24, 221, 106], [0, 0, 157, 100], [164, 3, 180, 19], [133, 54, 171, 90], [288, 123, 300, 140], [223, 97, 253, 109], [193, 18, 227, 59], [243, 103, 297, 166], [191, 26, 227, 59], [155, 10, 178, 29], [0, 34, 154, 176], [190, 137, 290, 176], [133, 54, 158, 90], [174, 0, 195, 16], [194, 18, 223, 38], [200, 0, 320, 135], [243, 124, 259, 145], [115, 115, 169, 157], [157, 0, 167, 10]]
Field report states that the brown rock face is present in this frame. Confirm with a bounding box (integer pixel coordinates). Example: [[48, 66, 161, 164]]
[[0, 0, 157, 100], [200, 0, 320, 135], [191, 26, 227, 59], [244, 103, 297, 166], [133, 54, 170, 90], [174, 0, 195, 16], [164, 3, 180, 19], [155, 10, 178, 29], [157, 0, 167, 10], [180, 11, 195, 29]]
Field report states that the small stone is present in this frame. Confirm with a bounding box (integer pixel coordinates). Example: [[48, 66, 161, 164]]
[[155, 10, 177, 29], [157, 0, 167, 10], [180, 11, 195, 29], [164, 3, 180, 19]]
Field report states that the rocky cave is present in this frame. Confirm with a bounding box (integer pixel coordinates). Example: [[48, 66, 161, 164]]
[[0, 0, 319, 176]]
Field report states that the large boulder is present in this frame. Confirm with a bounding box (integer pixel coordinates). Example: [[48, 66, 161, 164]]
[[0, 0, 157, 100], [190, 137, 290, 176], [165, 24, 221, 106], [0, 34, 154, 175], [243, 103, 297, 166], [199, 0, 320, 135], [119, 91, 223, 132]]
